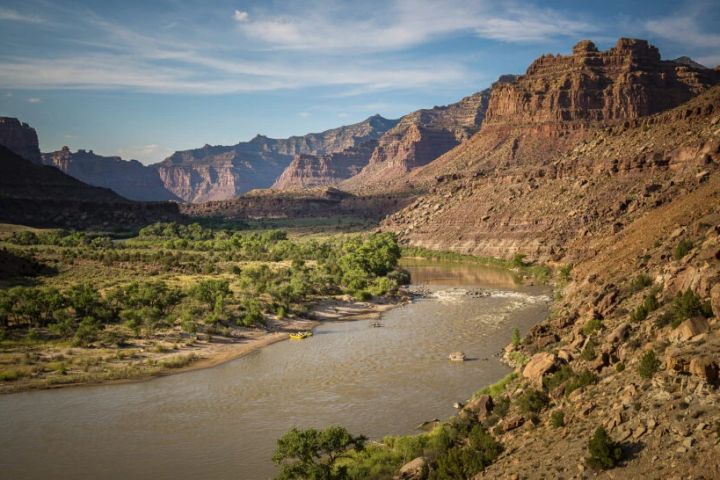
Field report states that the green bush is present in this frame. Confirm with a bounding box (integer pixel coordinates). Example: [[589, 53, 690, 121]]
[[674, 239, 693, 260], [581, 338, 597, 361], [431, 425, 501, 479], [671, 289, 713, 328], [558, 264, 572, 282], [582, 318, 602, 336], [511, 253, 526, 268], [493, 397, 511, 418], [550, 410, 565, 428], [511, 328, 521, 348], [628, 274, 652, 293], [516, 389, 548, 414], [638, 350, 659, 379], [586, 427, 623, 470]]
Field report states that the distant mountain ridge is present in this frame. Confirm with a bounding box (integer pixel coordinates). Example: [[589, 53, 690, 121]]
[[155, 114, 398, 202], [41, 147, 179, 202]]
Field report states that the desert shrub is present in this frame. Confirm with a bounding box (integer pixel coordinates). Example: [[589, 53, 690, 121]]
[[516, 389, 548, 414], [558, 264, 572, 282], [565, 369, 597, 395], [582, 318, 602, 336], [550, 410, 565, 428], [586, 427, 623, 470], [72, 317, 101, 347], [630, 293, 659, 322], [674, 239, 693, 260], [628, 274, 652, 293], [581, 338, 597, 361], [431, 425, 501, 480], [493, 396, 511, 418], [615, 362, 626, 372], [511, 253, 526, 268], [638, 350, 659, 379], [511, 328, 521, 347], [671, 289, 713, 328]]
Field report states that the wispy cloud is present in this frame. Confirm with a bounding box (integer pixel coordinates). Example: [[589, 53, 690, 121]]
[[298, 112, 311, 118], [238, 0, 594, 51], [645, 14, 720, 49], [27, 97, 41, 104], [0, 7, 44, 24]]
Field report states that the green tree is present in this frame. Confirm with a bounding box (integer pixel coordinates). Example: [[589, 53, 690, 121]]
[[511, 328, 521, 348], [587, 427, 623, 470], [273, 426, 366, 480]]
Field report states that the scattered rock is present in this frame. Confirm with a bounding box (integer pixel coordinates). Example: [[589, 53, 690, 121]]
[[396, 457, 429, 480], [670, 317, 711, 342], [522, 352, 557, 386], [463, 395, 494, 420]]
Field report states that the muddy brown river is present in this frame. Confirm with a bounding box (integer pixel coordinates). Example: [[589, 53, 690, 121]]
[[0, 260, 550, 479]]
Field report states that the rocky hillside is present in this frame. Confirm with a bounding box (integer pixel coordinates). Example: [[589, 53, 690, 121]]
[[0, 117, 42, 164], [470, 87, 720, 478], [271, 140, 378, 190], [42, 147, 179, 201], [340, 84, 507, 193], [377, 41, 720, 479], [0, 145, 181, 229], [383, 39, 720, 256], [155, 114, 398, 202]]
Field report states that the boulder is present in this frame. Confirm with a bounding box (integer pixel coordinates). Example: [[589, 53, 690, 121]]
[[606, 323, 629, 344], [523, 352, 556, 386], [396, 457, 429, 480], [711, 284, 720, 318], [463, 395, 494, 420], [448, 351, 466, 362], [689, 357, 719, 385], [671, 317, 711, 342], [665, 348, 689, 374], [501, 415, 525, 432]]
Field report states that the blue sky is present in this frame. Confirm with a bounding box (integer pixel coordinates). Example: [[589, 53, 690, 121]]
[[1, 0, 719, 164]]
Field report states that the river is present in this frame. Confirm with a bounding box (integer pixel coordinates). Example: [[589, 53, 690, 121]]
[[0, 259, 550, 480]]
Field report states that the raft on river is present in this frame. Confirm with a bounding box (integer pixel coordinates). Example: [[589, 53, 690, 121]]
[[289, 331, 313, 340]]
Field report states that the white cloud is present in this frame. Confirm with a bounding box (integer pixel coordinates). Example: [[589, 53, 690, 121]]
[[0, 7, 43, 24], [337, 112, 349, 118], [27, 97, 41, 103], [298, 112, 311, 118], [238, 0, 594, 51], [645, 15, 720, 49], [233, 10, 249, 22]]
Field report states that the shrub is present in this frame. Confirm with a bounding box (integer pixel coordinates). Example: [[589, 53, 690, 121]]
[[674, 239, 693, 260], [431, 425, 501, 479], [72, 317, 100, 347], [615, 362, 625, 372], [511, 253, 526, 268], [476, 372, 517, 398], [638, 350, 659, 379], [493, 396, 511, 418], [586, 427, 623, 470], [516, 389, 548, 414], [582, 318, 602, 336], [559, 264, 572, 282], [581, 338, 597, 361], [630, 293, 659, 322], [511, 328, 521, 348], [671, 289, 713, 328], [565, 369, 597, 395], [628, 274, 652, 293], [550, 410, 565, 428]]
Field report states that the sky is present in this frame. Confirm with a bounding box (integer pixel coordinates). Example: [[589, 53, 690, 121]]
[[0, 0, 719, 165]]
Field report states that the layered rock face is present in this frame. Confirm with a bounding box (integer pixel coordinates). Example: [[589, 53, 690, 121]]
[[271, 141, 378, 190], [383, 39, 720, 260], [155, 114, 397, 202], [483, 38, 718, 129], [0, 117, 42, 164], [41, 147, 179, 202], [341, 88, 497, 193]]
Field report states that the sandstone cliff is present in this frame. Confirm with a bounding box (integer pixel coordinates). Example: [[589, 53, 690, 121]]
[[41, 147, 179, 202], [271, 140, 378, 190], [383, 40, 720, 258], [0, 117, 42, 164], [155, 114, 397, 202], [340, 86, 501, 193]]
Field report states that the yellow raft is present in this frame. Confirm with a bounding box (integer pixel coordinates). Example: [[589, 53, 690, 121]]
[[289, 331, 313, 340]]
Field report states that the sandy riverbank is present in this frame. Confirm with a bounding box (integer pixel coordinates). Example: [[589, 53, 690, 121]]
[[0, 296, 406, 395]]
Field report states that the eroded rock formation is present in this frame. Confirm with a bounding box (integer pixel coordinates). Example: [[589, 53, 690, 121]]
[[0, 117, 42, 164]]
